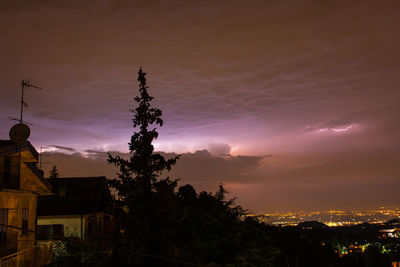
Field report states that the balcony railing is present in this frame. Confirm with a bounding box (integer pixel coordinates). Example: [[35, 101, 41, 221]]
[[0, 242, 52, 267]]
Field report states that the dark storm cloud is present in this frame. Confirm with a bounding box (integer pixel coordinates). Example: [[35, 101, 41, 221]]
[[41, 149, 270, 211], [41, 147, 400, 212], [48, 145, 76, 152], [84, 149, 107, 156]]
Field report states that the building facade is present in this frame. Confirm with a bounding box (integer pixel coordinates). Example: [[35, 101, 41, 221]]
[[37, 177, 113, 241], [0, 140, 53, 265]]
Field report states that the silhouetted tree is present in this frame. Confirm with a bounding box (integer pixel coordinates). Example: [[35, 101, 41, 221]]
[[175, 184, 279, 266], [106, 67, 279, 266], [49, 165, 60, 178], [107, 67, 179, 265]]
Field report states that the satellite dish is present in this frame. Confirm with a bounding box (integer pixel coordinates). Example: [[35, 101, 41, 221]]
[[9, 123, 30, 143]]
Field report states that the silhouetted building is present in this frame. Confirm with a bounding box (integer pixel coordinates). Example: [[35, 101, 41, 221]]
[[37, 177, 113, 240]]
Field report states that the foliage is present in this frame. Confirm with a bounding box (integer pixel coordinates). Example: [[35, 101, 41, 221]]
[[106, 68, 279, 266], [176, 184, 279, 266], [107, 67, 180, 265], [108, 68, 179, 201], [47, 238, 111, 267], [49, 165, 60, 178]]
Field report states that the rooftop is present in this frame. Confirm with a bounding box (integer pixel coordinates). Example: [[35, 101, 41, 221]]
[[37, 176, 112, 216]]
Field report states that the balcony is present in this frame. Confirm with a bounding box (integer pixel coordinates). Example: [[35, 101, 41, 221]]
[[0, 241, 52, 267]]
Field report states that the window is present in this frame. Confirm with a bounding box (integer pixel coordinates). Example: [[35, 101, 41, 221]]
[[53, 224, 64, 238], [36, 224, 64, 240], [0, 208, 8, 242], [88, 220, 97, 236], [0, 157, 11, 185], [22, 208, 28, 235], [0, 156, 19, 189]]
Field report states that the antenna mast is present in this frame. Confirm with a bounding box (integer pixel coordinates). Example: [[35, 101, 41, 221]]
[[20, 80, 42, 123]]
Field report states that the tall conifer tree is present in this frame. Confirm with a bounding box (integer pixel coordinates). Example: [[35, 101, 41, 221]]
[[107, 67, 179, 265]]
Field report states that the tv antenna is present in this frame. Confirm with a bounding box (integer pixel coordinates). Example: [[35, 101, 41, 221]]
[[20, 79, 42, 123], [7, 117, 34, 126], [39, 146, 53, 169], [7, 79, 43, 187]]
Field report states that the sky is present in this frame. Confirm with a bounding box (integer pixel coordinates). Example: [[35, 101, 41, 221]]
[[1, 0, 400, 213]]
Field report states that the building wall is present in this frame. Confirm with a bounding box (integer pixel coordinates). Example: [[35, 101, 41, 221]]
[[37, 212, 109, 240], [0, 191, 37, 257], [20, 165, 48, 193], [0, 142, 52, 261], [37, 215, 87, 240]]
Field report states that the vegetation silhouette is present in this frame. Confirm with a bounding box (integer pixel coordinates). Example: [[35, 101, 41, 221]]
[[49, 164, 60, 178], [107, 67, 180, 265], [106, 68, 279, 266]]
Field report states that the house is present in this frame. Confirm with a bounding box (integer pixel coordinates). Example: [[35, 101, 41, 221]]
[[37, 177, 113, 241], [0, 139, 53, 265]]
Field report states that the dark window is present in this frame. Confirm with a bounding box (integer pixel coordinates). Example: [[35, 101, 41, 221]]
[[36, 225, 51, 240], [22, 208, 28, 235], [0, 157, 11, 185], [53, 224, 64, 238], [0, 156, 19, 189], [4, 157, 11, 178], [36, 224, 64, 240], [0, 208, 8, 242], [88, 220, 97, 236]]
